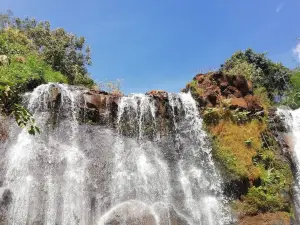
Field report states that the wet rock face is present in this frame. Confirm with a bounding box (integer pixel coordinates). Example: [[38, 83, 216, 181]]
[[1, 189, 12, 207], [0, 118, 8, 143], [0, 189, 12, 225], [82, 90, 120, 124]]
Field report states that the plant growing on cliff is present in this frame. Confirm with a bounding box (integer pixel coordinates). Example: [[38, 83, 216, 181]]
[[0, 86, 39, 135], [284, 70, 300, 109], [203, 108, 220, 125]]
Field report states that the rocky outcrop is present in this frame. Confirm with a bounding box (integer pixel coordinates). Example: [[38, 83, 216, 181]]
[[82, 89, 120, 124], [183, 73, 295, 224], [239, 212, 290, 225], [146, 90, 168, 101], [183, 72, 262, 113]]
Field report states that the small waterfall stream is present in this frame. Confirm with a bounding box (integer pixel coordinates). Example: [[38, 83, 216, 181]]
[[277, 108, 300, 217], [4, 84, 89, 225], [1, 84, 233, 225]]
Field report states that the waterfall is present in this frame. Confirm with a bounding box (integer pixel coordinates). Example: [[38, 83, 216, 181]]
[[2, 84, 233, 225], [277, 108, 300, 217], [4, 84, 88, 225]]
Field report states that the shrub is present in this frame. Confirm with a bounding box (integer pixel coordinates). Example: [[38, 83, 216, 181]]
[[0, 54, 67, 91], [254, 87, 271, 110], [221, 49, 291, 99], [237, 161, 292, 215], [223, 60, 262, 81], [203, 108, 221, 126], [284, 71, 300, 109]]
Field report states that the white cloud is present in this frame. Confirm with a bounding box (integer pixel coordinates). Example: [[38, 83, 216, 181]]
[[293, 43, 300, 62], [276, 2, 285, 13]]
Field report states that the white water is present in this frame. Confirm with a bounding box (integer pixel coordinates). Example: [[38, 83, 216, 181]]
[[277, 108, 300, 216], [4, 84, 88, 225], [2, 84, 233, 225]]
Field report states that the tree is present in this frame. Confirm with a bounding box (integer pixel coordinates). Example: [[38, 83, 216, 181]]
[[221, 49, 291, 98], [0, 10, 97, 135], [0, 11, 94, 87]]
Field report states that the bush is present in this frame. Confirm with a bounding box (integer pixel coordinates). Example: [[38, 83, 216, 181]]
[[238, 161, 292, 215], [221, 49, 291, 99], [223, 60, 262, 81], [0, 54, 67, 91], [254, 87, 271, 110], [284, 71, 300, 109], [203, 108, 221, 125]]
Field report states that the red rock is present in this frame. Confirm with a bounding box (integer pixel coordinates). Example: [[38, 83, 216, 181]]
[[83, 91, 120, 113], [146, 90, 168, 100], [238, 212, 290, 225], [230, 98, 248, 110]]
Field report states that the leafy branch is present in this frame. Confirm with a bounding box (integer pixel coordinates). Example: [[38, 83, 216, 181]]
[[0, 85, 40, 135]]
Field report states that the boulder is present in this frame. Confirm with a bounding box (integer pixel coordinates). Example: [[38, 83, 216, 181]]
[[49, 85, 61, 103], [233, 75, 251, 96], [184, 72, 257, 109], [146, 90, 168, 100], [0, 55, 9, 66], [230, 98, 248, 110], [82, 90, 120, 123]]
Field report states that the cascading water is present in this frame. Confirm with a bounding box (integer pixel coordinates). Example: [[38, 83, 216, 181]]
[[277, 108, 300, 217], [2, 84, 233, 225], [3, 84, 88, 225]]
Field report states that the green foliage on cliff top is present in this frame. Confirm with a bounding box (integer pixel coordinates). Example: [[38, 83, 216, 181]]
[[0, 10, 96, 134], [0, 10, 95, 88], [221, 49, 291, 99]]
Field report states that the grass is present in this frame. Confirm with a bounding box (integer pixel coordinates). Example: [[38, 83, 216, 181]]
[[211, 119, 266, 180], [207, 116, 293, 216]]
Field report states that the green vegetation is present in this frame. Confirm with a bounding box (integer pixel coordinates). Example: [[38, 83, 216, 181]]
[[0, 10, 96, 134], [211, 119, 266, 180], [0, 85, 40, 135], [221, 49, 291, 99], [186, 49, 295, 218], [189, 80, 205, 96], [209, 116, 292, 216], [236, 161, 292, 215], [284, 70, 300, 109], [0, 11, 94, 87]]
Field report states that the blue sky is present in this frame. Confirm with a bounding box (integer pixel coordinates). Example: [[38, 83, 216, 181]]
[[1, 0, 299, 93]]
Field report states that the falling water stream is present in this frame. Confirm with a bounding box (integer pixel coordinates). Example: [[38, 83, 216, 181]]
[[277, 108, 300, 218], [1, 84, 233, 225]]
